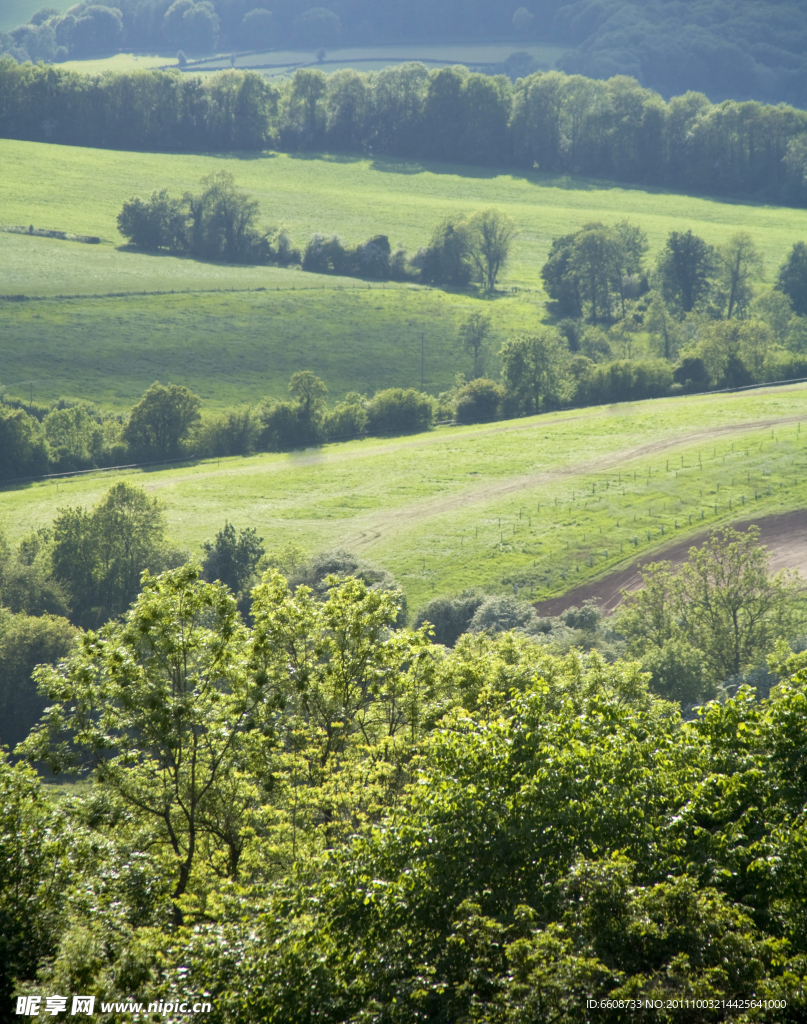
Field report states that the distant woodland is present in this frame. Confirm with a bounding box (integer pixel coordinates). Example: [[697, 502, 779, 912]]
[[5, 61, 807, 207], [4, 1, 807, 108]]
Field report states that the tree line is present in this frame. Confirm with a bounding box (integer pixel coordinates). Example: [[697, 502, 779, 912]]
[[4, 519, 807, 1018], [118, 173, 516, 288], [0, 0, 541, 64], [0, 377, 444, 483], [6, 60, 807, 204], [6, 1, 807, 112]]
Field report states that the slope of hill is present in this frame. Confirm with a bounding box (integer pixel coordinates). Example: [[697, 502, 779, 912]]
[[3, 384, 805, 611], [4, 139, 807, 408]]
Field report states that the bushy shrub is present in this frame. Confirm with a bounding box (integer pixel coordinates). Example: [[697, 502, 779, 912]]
[[301, 233, 349, 274], [673, 355, 710, 392], [194, 408, 256, 457], [365, 388, 435, 435], [323, 396, 367, 439], [579, 358, 673, 405], [258, 400, 324, 450], [468, 594, 543, 634], [413, 588, 486, 647], [413, 218, 473, 286], [454, 377, 503, 423], [117, 189, 187, 251]]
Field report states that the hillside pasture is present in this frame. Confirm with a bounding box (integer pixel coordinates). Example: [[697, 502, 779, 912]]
[[0, 284, 538, 408], [4, 141, 807, 295], [2, 384, 806, 612], [5, 140, 807, 406]]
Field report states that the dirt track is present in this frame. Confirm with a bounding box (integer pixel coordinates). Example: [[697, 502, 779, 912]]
[[534, 509, 807, 617]]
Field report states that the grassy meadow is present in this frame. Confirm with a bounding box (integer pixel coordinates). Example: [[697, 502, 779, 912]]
[[0, 285, 539, 407], [2, 384, 805, 613], [59, 52, 180, 73], [55, 42, 564, 76], [198, 42, 566, 74], [5, 140, 807, 405]]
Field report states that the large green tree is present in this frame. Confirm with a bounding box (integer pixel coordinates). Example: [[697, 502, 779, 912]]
[[467, 207, 517, 292], [499, 329, 572, 414], [201, 521, 265, 596], [718, 231, 763, 319], [21, 564, 262, 921], [776, 240, 807, 315], [457, 311, 492, 378], [184, 171, 263, 262], [617, 526, 799, 695], [51, 480, 170, 626], [657, 228, 716, 313], [124, 381, 202, 460]]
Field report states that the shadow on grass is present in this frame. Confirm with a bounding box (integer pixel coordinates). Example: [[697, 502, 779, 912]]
[[279, 149, 785, 209]]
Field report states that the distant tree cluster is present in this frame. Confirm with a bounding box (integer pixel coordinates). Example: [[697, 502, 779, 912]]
[[7, 212, 807, 484], [5, 0, 807, 111], [117, 172, 298, 264], [7, 60, 807, 205], [119, 178, 516, 287], [555, 0, 807, 108]]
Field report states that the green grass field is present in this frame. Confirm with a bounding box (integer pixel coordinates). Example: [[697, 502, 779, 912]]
[[2, 385, 805, 613], [197, 42, 565, 75], [59, 53, 179, 73], [4, 139, 807, 406], [55, 42, 564, 76], [1, 285, 538, 407]]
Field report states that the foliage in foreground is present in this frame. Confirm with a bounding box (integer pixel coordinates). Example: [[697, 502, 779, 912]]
[[6, 560, 807, 1021]]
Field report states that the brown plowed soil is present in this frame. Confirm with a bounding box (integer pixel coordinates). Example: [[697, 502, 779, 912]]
[[534, 509, 807, 617]]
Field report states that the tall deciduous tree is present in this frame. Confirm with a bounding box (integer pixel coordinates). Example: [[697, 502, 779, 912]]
[[184, 171, 263, 262], [467, 208, 517, 292], [289, 370, 328, 421], [499, 329, 572, 414], [776, 240, 807, 315], [617, 526, 799, 690], [718, 231, 763, 319], [51, 481, 169, 626], [20, 564, 261, 921], [657, 229, 716, 313], [458, 312, 492, 378], [416, 218, 473, 286], [202, 521, 265, 595], [290, 67, 327, 138]]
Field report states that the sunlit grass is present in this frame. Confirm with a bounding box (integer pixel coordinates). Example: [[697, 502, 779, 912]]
[[2, 384, 805, 612]]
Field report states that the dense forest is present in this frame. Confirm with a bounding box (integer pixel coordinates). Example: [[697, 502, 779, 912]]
[[5, 60, 807, 206], [5, 1, 807, 109], [3, 514, 807, 1020]]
